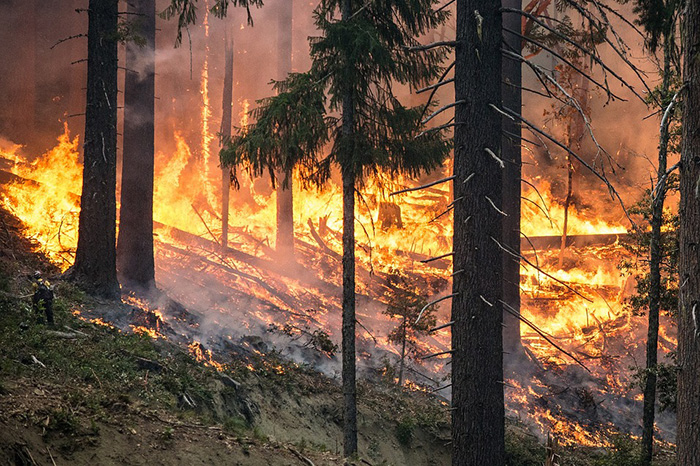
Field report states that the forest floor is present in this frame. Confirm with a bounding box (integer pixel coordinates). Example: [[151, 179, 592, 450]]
[[0, 207, 675, 465]]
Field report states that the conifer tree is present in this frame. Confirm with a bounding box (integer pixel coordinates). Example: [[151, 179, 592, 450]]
[[222, 0, 451, 456], [677, 0, 700, 462], [451, 0, 504, 463], [631, 0, 683, 461], [118, 0, 157, 293], [71, 0, 120, 299]]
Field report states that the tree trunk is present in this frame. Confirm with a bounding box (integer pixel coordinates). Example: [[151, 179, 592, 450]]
[[275, 0, 295, 258], [117, 0, 156, 292], [558, 156, 574, 269], [341, 164, 357, 457], [501, 0, 523, 359], [398, 316, 407, 386], [72, 0, 120, 299], [340, 1, 357, 456], [221, 35, 234, 251], [678, 1, 700, 462], [641, 37, 673, 466], [451, 0, 505, 464]]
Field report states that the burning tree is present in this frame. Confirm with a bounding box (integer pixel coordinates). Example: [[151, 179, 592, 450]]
[[221, 0, 451, 456], [70, 0, 120, 299]]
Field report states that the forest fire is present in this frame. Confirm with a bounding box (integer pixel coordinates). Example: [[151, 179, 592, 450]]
[[0, 119, 675, 447]]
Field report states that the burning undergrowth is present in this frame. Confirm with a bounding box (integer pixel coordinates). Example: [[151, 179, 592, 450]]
[[0, 126, 678, 449]]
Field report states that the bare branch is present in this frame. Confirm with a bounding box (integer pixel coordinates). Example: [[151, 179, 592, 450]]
[[499, 105, 634, 227], [491, 236, 593, 303], [51, 33, 86, 50], [390, 176, 455, 196], [422, 100, 465, 125], [421, 252, 453, 263], [430, 321, 454, 333], [406, 40, 458, 52], [415, 293, 458, 325], [417, 77, 455, 94], [500, 299, 590, 372]]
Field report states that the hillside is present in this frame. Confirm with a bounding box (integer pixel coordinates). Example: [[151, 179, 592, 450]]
[[0, 207, 675, 465]]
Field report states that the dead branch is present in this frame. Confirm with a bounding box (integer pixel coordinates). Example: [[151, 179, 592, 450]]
[[307, 219, 340, 259], [429, 321, 454, 333], [421, 252, 453, 263], [421, 349, 454, 360], [500, 105, 634, 226], [415, 293, 458, 324], [502, 28, 628, 102], [51, 33, 86, 49], [422, 100, 465, 125], [491, 236, 593, 303], [289, 447, 315, 466], [502, 8, 647, 103], [390, 176, 455, 196], [419, 61, 455, 123], [416, 120, 464, 138], [416, 77, 455, 94], [500, 299, 590, 372], [406, 40, 458, 51]]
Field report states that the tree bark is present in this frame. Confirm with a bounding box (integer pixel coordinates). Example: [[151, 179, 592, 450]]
[[72, 0, 120, 299], [641, 36, 673, 466], [340, 1, 357, 457], [117, 0, 156, 292], [221, 35, 234, 251], [677, 2, 700, 460], [501, 0, 523, 359], [451, 0, 505, 464], [276, 0, 295, 258]]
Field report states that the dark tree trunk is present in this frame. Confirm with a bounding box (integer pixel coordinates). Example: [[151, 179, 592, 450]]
[[221, 35, 234, 251], [117, 0, 156, 292], [275, 0, 294, 258], [72, 0, 120, 299], [340, 1, 357, 457], [341, 164, 357, 457], [501, 0, 523, 359], [641, 37, 673, 466], [678, 1, 700, 462], [451, 0, 505, 464]]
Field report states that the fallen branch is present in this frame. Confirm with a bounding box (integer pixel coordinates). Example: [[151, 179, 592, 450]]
[[307, 219, 341, 259], [289, 447, 315, 466]]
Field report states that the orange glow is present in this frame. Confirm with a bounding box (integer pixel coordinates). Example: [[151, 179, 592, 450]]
[[1, 124, 81, 269]]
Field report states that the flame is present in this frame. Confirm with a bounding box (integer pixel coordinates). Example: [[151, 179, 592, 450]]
[[199, 0, 218, 212], [0, 107, 671, 448], [188, 342, 226, 372], [1, 124, 81, 269]]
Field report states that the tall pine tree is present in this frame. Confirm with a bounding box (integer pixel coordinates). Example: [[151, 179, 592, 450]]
[[117, 0, 157, 293], [71, 0, 120, 299], [677, 0, 700, 462], [223, 0, 450, 455], [451, 0, 505, 463]]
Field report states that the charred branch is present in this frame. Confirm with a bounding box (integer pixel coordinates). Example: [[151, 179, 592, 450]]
[[390, 176, 455, 196]]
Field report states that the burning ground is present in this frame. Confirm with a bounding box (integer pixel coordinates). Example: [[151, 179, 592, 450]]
[[0, 119, 679, 462]]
